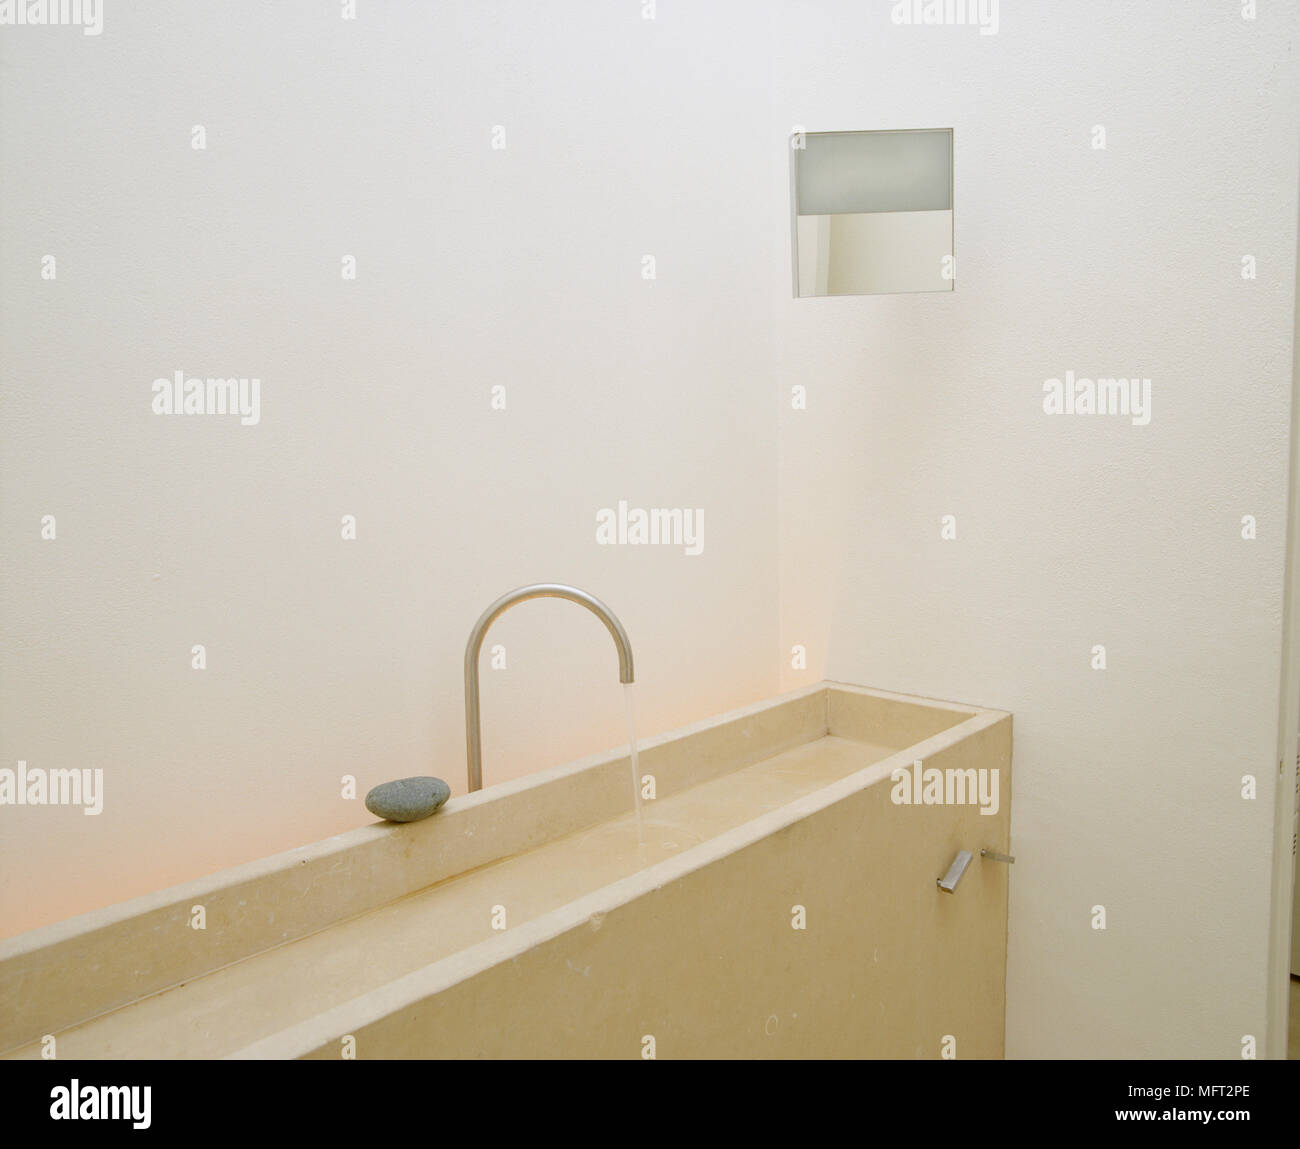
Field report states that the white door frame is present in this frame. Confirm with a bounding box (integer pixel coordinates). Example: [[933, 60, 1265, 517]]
[[1266, 177, 1300, 1060]]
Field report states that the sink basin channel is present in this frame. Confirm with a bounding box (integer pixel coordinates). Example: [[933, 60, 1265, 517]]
[[0, 682, 1012, 1060]]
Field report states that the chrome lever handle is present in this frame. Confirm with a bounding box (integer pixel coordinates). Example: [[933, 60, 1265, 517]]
[[938, 847, 1016, 893], [936, 849, 973, 893]]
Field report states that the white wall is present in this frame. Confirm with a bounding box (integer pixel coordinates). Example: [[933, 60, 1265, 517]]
[[2, 1, 1297, 1061], [0, 1, 780, 937], [774, 2, 1300, 1057]]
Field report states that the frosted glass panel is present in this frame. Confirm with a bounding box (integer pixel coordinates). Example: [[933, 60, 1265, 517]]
[[792, 128, 953, 297], [797, 130, 952, 215]]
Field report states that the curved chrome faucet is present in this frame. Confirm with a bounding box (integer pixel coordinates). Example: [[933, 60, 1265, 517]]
[[464, 583, 634, 792]]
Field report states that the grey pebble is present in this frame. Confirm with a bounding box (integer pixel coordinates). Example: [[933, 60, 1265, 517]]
[[364, 776, 451, 823]]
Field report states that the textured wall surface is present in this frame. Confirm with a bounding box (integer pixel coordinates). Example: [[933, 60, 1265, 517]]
[[774, 2, 1300, 1057], [0, 2, 781, 937]]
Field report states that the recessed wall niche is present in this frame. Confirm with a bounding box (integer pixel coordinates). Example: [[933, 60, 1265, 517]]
[[791, 128, 954, 296]]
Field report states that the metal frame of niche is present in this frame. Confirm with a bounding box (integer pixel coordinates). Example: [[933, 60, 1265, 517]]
[[788, 126, 955, 298]]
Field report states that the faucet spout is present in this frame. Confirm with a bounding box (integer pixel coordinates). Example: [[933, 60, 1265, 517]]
[[464, 583, 634, 793]]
